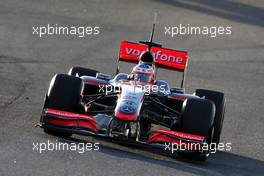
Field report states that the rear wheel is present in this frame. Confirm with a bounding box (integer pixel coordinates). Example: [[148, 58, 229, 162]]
[[180, 98, 215, 160], [68, 66, 99, 77], [195, 89, 225, 144], [43, 74, 85, 137]]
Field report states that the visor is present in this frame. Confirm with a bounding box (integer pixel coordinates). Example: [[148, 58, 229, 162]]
[[134, 73, 152, 82]]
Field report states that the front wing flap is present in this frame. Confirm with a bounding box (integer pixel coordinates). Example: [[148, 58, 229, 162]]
[[42, 108, 98, 134], [148, 128, 206, 152]]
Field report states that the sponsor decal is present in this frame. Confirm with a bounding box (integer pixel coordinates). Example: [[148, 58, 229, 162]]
[[119, 41, 188, 71], [151, 129, 205, 142], [125, 47, 183, 64]]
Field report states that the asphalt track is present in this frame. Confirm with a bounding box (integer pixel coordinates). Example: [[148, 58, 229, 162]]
[[0, 0, 264, 175]]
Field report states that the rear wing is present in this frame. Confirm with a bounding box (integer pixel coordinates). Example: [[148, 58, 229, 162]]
[[117, 40, 189, 87]]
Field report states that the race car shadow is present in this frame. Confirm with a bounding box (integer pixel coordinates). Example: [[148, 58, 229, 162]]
[[59, 136, 264, 176], [154, 0, 264, 28]]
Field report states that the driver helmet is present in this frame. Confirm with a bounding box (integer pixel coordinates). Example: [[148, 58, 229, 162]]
[[130, 63, 155, 83]]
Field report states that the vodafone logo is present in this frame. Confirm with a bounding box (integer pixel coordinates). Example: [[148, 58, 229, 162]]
[[120, 41, 187, 71], [125, 48, 183, 64]]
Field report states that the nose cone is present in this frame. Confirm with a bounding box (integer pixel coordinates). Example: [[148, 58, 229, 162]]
[[114, 84, 145, 121], [115, 101, 138, 121]]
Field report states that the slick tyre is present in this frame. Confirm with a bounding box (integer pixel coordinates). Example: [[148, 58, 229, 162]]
[[180, 98, 215, 160], [195, 89, 226, 144]]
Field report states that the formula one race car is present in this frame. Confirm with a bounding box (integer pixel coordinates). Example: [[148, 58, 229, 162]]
[[38, 24, 226, 161]]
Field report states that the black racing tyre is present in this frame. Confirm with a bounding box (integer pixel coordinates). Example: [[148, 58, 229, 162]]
[[181, 98, 215, 137], [43, 74, 85, 136], [46, 74, 84, 112], [195, 89, 226, 144], [180, 98, 215, 160], [68, 66, 99, 77]]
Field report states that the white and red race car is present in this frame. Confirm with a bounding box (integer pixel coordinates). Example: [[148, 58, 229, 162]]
[[39, 35, 225, 161]]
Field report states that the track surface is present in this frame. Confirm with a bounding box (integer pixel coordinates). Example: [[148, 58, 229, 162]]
[[0, 0, 264, 175]]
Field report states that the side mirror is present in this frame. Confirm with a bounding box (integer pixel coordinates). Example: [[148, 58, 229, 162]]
[[170, 87, 185, 94], [96, 73, 111, 81]]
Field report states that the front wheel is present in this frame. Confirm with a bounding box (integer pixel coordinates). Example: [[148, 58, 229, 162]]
[[180, 98, 215, 160], [195, 89, 226, 144]]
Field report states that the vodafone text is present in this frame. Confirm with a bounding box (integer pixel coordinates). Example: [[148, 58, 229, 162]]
[[125, 48, 183, 64]]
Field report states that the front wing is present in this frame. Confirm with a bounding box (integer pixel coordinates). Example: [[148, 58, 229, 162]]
[[40, 108, 206, 153]]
